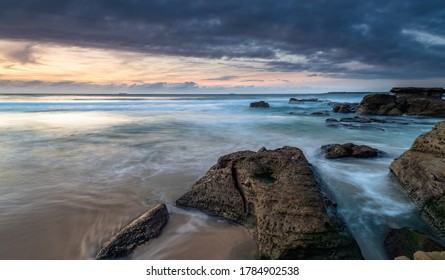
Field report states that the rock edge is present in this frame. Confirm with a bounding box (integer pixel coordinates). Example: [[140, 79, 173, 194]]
[[96, 203, 169, 259]]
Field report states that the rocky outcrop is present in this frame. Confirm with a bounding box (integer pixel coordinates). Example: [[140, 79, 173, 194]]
[[390, 87, 445, 99], [384, 227, 445, 259], [321, 143, 380, 159], [176, 146, 362, 260], [331, 102, 358, 113], [356, 93, 403, 116], [356, 87, 445, 117], [96, 204, 169, 259], [390, 121, 445, 240], [250, 101, 270, 108]]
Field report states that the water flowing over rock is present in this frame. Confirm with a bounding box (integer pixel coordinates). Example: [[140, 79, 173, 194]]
[[176, 146, 362, 259], [390, 122, 445, 241], [356, 87, 445, 117], [96, 204, 169, 259], [321, 143, 380, 159], [384, 227, 445, 260], [250, 101, 270, 108], [289, 98, 319, 103]]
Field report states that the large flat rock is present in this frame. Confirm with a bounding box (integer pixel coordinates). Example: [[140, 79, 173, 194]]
[[176, 146, 362, 259]]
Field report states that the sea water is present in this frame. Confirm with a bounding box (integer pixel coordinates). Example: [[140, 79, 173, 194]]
[[0, 93, 440, 259]]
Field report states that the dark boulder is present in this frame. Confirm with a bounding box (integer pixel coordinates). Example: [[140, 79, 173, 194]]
[[96, 204, 169, 259], [321, 143, 380, 159], [176, 146, 362, 259], [356, 93, 402, 116], [331, 102, 358, 113], [356, 88, 445, 117], [250, 101, 270, 108], [384, 227, 444, 259], [390, 121, 445, 241]]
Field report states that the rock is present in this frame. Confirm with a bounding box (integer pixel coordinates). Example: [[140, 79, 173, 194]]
[[176, 146, 362, 259], [384, 227, 445, 259], [325, 117, 386, 131], [311, 111, 330, 116], [413, 251, 445, 260], [401, 98, 445, 117], [321, 143, 380, 159], [331, 102, 358, 113], [289, 98, 318, 103], [356, 88, 445, 117], [356, 93, 401, 115], [390, 87, 445, 99], [390, 121, 445, 241], [96, 204, 169, 259], [339, 116, 386, 124], [250, 101, 270, 108]]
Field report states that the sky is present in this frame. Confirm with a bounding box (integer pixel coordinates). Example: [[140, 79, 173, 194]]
[[0, 0, 444, 94]]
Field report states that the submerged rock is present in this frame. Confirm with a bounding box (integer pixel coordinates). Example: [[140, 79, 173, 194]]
[[250, 101, 270, 108], [311, 111, 330, 116], [325, 117, 386, 131], [321, 143, 380, 159], [176, 146, 362, 259], [384, 227, 445, 260], [289, 98, 319, 103], [390, 121, 445, 241], [96, 204, 169, 259]]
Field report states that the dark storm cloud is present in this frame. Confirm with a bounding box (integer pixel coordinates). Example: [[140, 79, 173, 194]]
[[1, 0, 445, 79]]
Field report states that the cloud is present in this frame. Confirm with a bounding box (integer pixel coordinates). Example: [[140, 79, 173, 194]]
[[0, 0, 444, 80], [8, 43, 38, 64], [402, 29, 445, 47], [0, 80, 200, 93], [240, 79, 265, 83], [204, 75, 238, 81]]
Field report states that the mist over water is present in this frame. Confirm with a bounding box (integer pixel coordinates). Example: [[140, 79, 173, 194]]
[[0, 94, 439, 259]]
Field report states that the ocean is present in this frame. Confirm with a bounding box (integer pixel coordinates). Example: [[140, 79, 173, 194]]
[[0, 93, 440, 259]]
